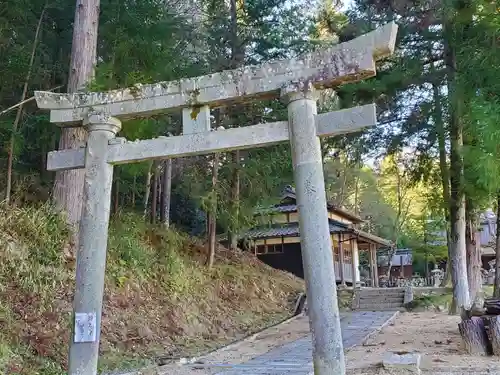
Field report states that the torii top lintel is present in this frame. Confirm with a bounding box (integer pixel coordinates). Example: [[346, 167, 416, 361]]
[[34, 22, 397, 125]]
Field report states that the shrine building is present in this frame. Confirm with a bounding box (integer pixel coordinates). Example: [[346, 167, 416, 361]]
[[239, 186, 393, 287]]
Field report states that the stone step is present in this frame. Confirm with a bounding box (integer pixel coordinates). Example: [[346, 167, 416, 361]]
[[358, 302, 404, 311], [359, 294, 405, 300], [360, 295, 404, 300], [360, 296, 404, 301], [360, 298, 404, 304], [359, 292, 404, 297], [360, 294, 404, 299], [358, 308, 403, 312], [359, 289, 405, 294]]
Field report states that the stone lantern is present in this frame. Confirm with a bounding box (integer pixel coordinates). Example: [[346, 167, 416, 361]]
[[430, 264, 444, 288]]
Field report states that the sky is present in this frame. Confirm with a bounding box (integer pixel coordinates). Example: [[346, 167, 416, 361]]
[[341, 0, 353, 11]]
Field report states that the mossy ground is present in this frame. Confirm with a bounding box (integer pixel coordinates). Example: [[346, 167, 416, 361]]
[[0, 204, 304, 374]]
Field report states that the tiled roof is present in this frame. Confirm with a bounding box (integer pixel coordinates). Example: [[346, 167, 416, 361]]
[[256, 204, 297, 214], [232, 216, 392, 247], [239, 221, 347, 240], [256, 202, 364, 221]]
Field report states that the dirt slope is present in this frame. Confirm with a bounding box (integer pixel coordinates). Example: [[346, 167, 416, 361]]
[[0, 205, 304, 374]]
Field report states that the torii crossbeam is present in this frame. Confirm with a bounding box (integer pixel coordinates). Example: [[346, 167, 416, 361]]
[[46, 104, 376, 171], [35, 22, 398, 375]]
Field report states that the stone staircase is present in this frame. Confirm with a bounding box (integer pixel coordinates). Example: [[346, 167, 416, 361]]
[[352, 287, 405, 311]]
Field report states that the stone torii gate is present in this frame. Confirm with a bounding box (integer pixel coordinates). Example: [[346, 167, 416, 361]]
[[35, 22, 397, 375]]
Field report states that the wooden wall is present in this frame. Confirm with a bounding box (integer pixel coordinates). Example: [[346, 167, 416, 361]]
[[256, 242, 304, 278]]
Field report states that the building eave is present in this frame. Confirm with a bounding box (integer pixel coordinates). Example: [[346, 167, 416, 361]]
[[326, 203, 365, 223], [350, 228, 393, 247]]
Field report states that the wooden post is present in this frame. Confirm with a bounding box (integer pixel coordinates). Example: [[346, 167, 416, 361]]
[[374, 244, 379, 287], [331, 235, 336, 263], [338, 233, 346, 287], [400, 255, 404, 278], [351, 239, 358, 287], [331, 234, 338, 284], [368, 246, 374, 287]]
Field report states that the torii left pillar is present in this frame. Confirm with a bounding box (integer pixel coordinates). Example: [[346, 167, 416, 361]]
[[69, 113, 121, 375]]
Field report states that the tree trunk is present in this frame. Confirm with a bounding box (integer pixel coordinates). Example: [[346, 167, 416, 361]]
[[458, 318, 492, 355], [432, 79, 453, 288], [228, 150, 240, 250], [226, 0, 244, 251], [151, 163, 159, 224], [113, 170, 119, 215], [52, 0, 101, 237], [445, 18, 471, 314], [6, 3, 47, 204], [160, 159, 172, 228], [207, 153, 220, 269], [385, 157, 405, 278], [466, 203, 483, 308], [131, 175, 136, 207], [384, 248, 397, 279], [143, 161, 153, 217], [486, 315, 500, 356], [448, 140, 470, 314], [353, 170, 360, 217], [494, 193, 500, 298], [441, 263, 452, 287]]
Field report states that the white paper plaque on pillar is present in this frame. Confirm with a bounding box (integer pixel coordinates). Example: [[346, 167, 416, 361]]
[[74, 312, 97, 343]]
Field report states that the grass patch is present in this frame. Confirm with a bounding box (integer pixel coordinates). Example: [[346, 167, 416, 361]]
[[0, 204, 304, 374], [406, 293, 453, 310], [407, 286, 493, 311]]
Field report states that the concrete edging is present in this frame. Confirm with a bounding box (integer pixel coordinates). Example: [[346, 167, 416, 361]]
[[109, 308, 307, 375], [346, 310, 400, 351], [184, 312, 308, 365], [115, 314, 304, 375], [419, 368, 500, 375], [107, 292, 306, 375], [176, 291, 308, 368]]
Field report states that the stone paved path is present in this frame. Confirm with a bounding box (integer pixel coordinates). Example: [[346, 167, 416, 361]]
[[213, 311, 397, 375]]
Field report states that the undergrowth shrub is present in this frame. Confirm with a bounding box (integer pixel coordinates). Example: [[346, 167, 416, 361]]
[[0, 203, 69, 266], [154, 228, 203, 297], [0, 203, 70, 299], [107, 212, 155, 285], [107, 211, 203, 296]]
